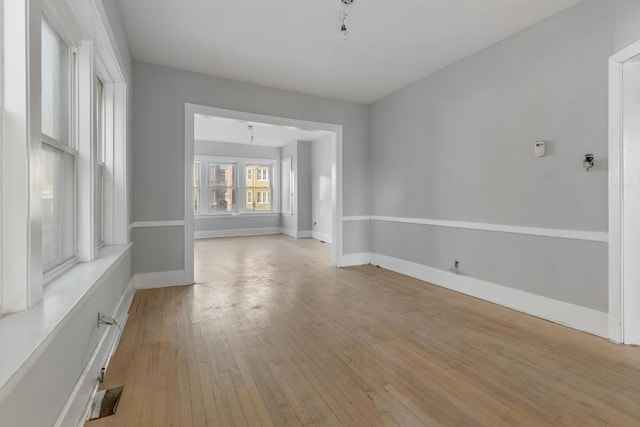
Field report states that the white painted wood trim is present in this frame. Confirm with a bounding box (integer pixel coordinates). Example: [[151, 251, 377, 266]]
[[343, 215, 372, 222], [128, 220, 185, 231], [280, 228, 298, 238], [134, 270, 187, 289], [609, 39, 640, 345], [609, 52, 625, 344], [298, 230, 312, 238], [195, 228, 282, 239], [0, 244, 132, 406], [312, 231, 333, 243], [343, 215, 607, 243], [370, 253, 609, 338], [55, 278, 135, 427], [338, 252, 371, 267], [280, 228, 312, 239]]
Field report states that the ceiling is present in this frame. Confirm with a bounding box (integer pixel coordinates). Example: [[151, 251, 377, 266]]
[[117, 0, 584, 104], [195, 114, 330, 147]]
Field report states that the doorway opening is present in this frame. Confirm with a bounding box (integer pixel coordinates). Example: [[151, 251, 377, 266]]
[[609, 40, 640, 344], [184, 104, 344, 285]]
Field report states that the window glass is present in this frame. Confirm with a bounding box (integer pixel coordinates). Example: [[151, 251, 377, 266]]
[[41, 18, 69, 144], [193, 162, 200, 213], [246, 165, 272, 211], [208, 163, 237, 213], [41, 18, 75, 273], [41, 144, 75, 272]]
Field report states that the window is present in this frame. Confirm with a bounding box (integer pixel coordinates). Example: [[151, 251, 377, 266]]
[[41, 17, 76, 274], [207, 163, 237, 213], [257, 168, 269, 181], [95, 79, 105, 247], [257, 191, 270, 204], [193, 162, 200, 213], [246, 164, 272, 211], [194, 156, 276, 215], [281, 157, 292, 214]]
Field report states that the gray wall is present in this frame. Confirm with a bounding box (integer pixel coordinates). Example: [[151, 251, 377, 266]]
[[615, 0, 640, 51], [195, 140, 280, 159], [280, 140, 312, 235], [297, 141, 312, 232], [194, 141, 281, 235], [311, 135, 333, 241], [369, 0, 614, 311], [132, 61, 370, 274]]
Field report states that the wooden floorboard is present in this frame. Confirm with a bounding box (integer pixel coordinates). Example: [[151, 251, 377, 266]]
[[88, 235, 640, 426]]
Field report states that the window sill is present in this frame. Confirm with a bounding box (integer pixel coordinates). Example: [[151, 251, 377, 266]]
[[195, 213, 281, 218], [0, 244, 132, 404]]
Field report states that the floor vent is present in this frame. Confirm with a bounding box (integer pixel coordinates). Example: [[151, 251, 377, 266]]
[[88, 385, 124, 421]]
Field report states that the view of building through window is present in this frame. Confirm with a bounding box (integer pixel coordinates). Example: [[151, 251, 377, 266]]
[[245, 165, 271, 211], [208, 163, 236, 213]]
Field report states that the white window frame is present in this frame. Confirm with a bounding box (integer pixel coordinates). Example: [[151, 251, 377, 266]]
[[94, 78, 105, 248], [0, 0, 130, 312], [194, 155, 278, 216], [281, 157, 293, 215], [40, 16, 78, 281], [205, 160, 238, 214]]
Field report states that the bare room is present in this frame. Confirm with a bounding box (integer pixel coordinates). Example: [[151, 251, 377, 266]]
[[1, 0, 640, 425]]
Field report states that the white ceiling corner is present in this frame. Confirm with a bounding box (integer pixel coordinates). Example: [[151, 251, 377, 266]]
[[117, 0, 585, 104]]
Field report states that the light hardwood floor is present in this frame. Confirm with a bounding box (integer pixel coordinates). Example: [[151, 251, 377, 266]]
[[89, 235, 640, 426]]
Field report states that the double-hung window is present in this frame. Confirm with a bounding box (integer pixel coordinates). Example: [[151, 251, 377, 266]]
[[95, 79, 105, 247], [207, 163, 237, 213], [246, 165, 272, 212], [194, 156, 276, 215], [41, 18, 76, 275]]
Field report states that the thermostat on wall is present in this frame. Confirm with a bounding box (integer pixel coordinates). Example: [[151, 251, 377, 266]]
[[535, 141, 546, 157]]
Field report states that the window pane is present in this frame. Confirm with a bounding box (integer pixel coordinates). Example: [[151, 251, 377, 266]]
[[246, 165, 271, 211], [208, 163, 236, 213], [96, 80, 105, 162], [41, 18, 69, 143], [193, 162, 200, 213], [95, 164, 104, 245], [42, 144, 75, 272]]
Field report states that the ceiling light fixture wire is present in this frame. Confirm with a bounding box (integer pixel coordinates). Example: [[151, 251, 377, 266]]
[[339, 0, 354, 40]]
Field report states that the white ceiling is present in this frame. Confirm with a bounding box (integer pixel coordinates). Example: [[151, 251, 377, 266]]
[[195, 114, 330, 147], [117, 0, 584, 104]]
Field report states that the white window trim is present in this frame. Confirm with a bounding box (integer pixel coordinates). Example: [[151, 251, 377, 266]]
[[194, 155, 279, 217], [281, 156, 293, 215], [40, 21, 79, 279], [0, 0, 129, 313]]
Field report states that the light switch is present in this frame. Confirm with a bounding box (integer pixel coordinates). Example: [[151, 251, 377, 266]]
[[535, 141, 545, 157]]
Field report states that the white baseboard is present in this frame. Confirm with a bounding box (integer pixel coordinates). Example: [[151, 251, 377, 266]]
[[195, 227, 281, 239], [312, 231, 333, 243], [370, 253, 609, 338], [338, 252, 371, 267], [134, 270, 187, 289], [280, 228, 297, 238], [55, 278, 135, 427], [280, 228, 312, 239]]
